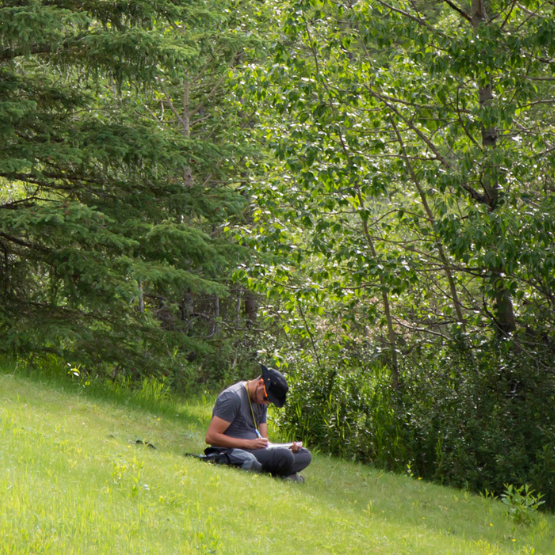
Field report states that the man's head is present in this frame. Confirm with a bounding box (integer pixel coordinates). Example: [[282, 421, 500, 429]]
[[260, 364, 288, 408]]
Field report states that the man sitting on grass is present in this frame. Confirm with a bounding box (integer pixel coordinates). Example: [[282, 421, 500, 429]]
[[205, 365, 311, 482]]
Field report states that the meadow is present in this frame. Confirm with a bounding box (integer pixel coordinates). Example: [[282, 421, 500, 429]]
[[0, 361, 553, 554]]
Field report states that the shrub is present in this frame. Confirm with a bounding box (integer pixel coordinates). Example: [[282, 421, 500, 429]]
[[276, 338, 555, 509]]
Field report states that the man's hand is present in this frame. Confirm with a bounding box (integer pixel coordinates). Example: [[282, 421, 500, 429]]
[[206, 415, 269, 450], [290, 442, 301, 453], [248, 437, 269, 449]]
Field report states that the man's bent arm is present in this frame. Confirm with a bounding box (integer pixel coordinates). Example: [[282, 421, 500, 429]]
[[259, 423, 268, 439], [205, 416, 268, 449]]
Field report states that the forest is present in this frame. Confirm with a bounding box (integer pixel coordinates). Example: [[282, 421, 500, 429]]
[[1, 0, 555, 507]]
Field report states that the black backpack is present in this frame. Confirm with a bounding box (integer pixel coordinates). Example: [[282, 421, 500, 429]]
[[185, 447, 262, 472]]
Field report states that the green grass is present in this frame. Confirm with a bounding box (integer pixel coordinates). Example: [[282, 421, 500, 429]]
[[0, 362, 553, 554]]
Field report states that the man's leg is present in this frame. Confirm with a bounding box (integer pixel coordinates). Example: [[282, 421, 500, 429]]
[[249, 447, 295, 476], [249, 447, 312, 477], [291, 447, 311, 474]]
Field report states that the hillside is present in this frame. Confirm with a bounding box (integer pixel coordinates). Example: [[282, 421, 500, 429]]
[[0, 369, 553, 554]]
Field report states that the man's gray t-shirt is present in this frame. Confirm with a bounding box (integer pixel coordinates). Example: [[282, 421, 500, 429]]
[[212, 381, 267, 441]]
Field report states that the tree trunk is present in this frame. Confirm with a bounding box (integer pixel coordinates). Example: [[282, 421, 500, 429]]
[[357, 192, 399, 388], [212, 294, 220, 336], [472, 0, 516, 335], [138, 281, 144, 313], [183, 79, 193, 188], [244, 290, 258, 329]]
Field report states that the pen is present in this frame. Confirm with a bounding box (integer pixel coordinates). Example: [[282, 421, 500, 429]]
[[255, 428, 262, 438]]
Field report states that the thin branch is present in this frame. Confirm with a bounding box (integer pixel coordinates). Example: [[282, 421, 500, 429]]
[[190, 52, 240, 117], [534, 144, 555, 158], [157, 78, 184, 127], [514, 1, 553, 33], [456, 85, 481, 147], [0, 44, 52, 61], [521, 99, 555, 108], [143, 103, 162, 122], [459, 182, 489, 203], [297, 302, 322, 370], [374, 0, 438, 32], [191, 113, 213, 127], [372, 91, 472, 114], [0, 232, 48, 251], [392, 317, 451, 340], [391, 117, 466, 328], [499, 0, 519, 30], [443, 0, 472, 22]]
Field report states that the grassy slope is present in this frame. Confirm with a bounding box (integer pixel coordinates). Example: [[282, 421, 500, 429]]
[[0, 368, 553, 554]]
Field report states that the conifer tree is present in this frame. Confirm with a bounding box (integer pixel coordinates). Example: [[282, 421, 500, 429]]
[[0, 0, 252, 376]]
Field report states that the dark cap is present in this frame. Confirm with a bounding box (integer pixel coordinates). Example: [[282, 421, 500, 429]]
[[261, 364, 288, 408]]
